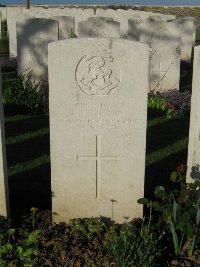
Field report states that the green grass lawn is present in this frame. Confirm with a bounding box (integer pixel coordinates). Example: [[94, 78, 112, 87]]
[[4, 110, 190, 221]]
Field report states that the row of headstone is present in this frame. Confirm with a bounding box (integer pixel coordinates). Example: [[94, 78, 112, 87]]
[[8, 8, 195, 92], [1, 33, 200, 224], [3, 7, 196, 90]]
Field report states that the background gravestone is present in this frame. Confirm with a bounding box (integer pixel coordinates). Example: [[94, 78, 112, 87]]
[[187, 46, 200, 182], [49, 38, 149, 223], [128, 16, 147, 41], [49, 16, 75, 39], [138, 21, 182, 91], [0, 64, 9, 217], [78, 18, 120, 38], [17, 18, 59, 84], [170, 17, 194, 63], [7, 10, 33, 57], [96, 9, 171, 36], [51, 8, 94, 34]]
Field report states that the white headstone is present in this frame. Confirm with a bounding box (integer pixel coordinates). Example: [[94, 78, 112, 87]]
[[17, 18, 59, 84], [138, 21, 182, 91], [7, 9, 33, 57], [170, 17, 194, 63], [0, 63, 9, 217], [96, 9, 170, 36], [182, 17, 197, 47], [128, 16, 147, 41], [51, 8, 94, 34], [50, 16, 75, 39], [49, 38, 149, 223], [0, 14, 2, 37], [187, 46, 200, 182], [0, 7, 7, 21], [78, 17, 120, 38]]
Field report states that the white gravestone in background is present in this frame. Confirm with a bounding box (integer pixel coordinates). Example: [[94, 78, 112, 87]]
[[187, 46, 200, 182], [51, 16, 75, 39], [49, 38, 149, 223], [51, 8, 94, 35], [17, 18, 59, 84], [0, 64, 9, 217], [96, 9, 171, 36], [169, 18, 194, 63], [78, 17, 120, 38], [138, 21, 182, 91], [128, 16, 148, 41], [7, 10, 33, 57]]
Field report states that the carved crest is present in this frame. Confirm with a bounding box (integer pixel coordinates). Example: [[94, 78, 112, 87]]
[[76, 55, 121, 96]]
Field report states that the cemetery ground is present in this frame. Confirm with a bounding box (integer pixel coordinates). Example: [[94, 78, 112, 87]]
[[0, 20, 200, 267], [0, 67, 198, 267]]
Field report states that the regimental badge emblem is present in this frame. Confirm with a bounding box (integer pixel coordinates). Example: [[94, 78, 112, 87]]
[[76, 55, 121, 96]]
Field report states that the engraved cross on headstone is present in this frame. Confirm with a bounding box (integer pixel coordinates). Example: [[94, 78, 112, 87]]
[[77, 135, 119, 198], [151, 62, 167, 90]]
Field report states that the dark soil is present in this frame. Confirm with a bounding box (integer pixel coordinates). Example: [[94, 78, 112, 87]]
[[2, 211, 199, 267]]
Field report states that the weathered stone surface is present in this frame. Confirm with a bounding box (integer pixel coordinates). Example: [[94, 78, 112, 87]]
[[7, 9, 33, 57], [17, 18, 58, 84], [51, 8, 94, 34], [96, 9, 150, 37], [0, 7, 7, 21], [49, 38, 149, 223], [128, 16, 148, 41], [138, 21, 182, 91], [170, 17, 194, 63], [187, 46, 200, 182], [0, 64, 9, 217], [148, 14, 175, 21], [78, 17, 120, 38], [50, 16, 75, 39]]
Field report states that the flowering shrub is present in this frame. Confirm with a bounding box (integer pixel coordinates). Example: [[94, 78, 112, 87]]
[[148, 89, 191, 118]]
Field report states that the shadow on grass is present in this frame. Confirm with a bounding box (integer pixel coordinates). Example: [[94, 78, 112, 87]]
[[146, 117, 190, 155], [9, 162, 51, 224], [4, 113, 49, 138], [145, 148, 188, 199], [6, 134, 50, 167]]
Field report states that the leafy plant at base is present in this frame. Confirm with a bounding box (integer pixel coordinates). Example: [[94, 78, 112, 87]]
[[3, 71, 48, 114], [138, 164, 200, 257], [0, 228, 15, 266], [17, 229, 41, 267], [0, 219, 41, 267], [104, 218, 164, 267], [69, 217, 106, 240]]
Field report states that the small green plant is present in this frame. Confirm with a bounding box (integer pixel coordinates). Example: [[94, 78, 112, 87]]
[[69, 217, 106, 240], [69, 28, 77, 38], [0, 228, 15, 266], [138, 165, 200, 257], [105, 218, 164, 267], [17, 229, 41, 267], [0, 217, 41, 267]]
